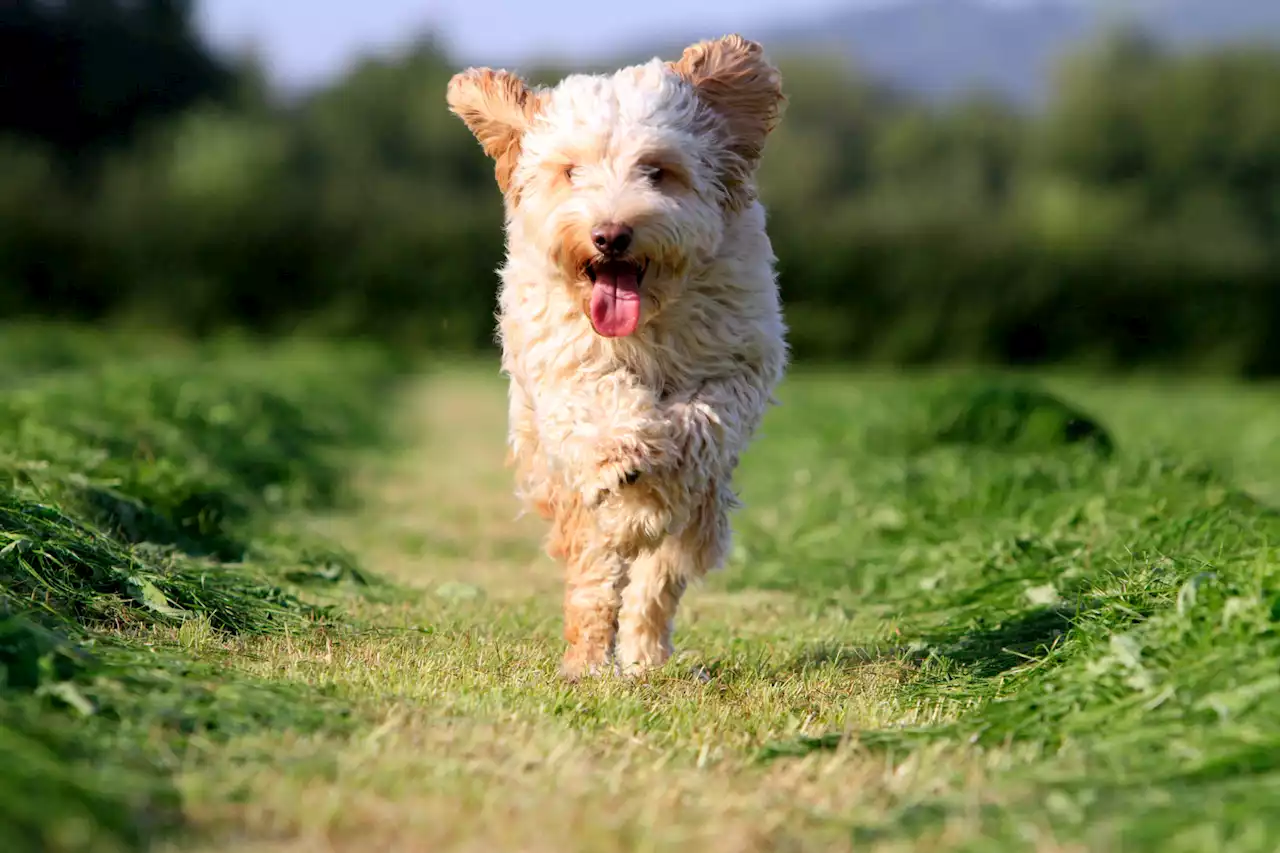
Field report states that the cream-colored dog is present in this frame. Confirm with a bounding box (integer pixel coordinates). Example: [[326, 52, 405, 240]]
[[446, 35, 788, 680]]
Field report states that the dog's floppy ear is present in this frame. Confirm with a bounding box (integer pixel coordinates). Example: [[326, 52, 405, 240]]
[[668, 35, 785, 206], [446, 68, 544, 196]]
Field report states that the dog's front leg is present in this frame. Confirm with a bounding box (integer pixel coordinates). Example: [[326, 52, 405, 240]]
[[541, 381, 680, 544], [613, 371, 779, 676], [580, 401, 679, 508], [615, 477, 732, 676]]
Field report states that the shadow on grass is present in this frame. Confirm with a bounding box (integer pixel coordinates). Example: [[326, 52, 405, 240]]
[[85, 486, 249, 562], [778, 642, 929, 674], [925, 604, 1078, 679], [754, 604, 1107, 764], [923, 379, 1116, 457]]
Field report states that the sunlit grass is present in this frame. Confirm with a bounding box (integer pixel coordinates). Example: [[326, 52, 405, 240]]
[[5, 337, 1280, 852]]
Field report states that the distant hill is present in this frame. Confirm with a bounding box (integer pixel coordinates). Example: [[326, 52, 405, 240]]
[[763, 0, 1280, 105]]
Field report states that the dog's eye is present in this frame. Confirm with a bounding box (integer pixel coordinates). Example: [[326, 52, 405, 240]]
[[646, 167, 665, 185], [562, 165, 576, 182]]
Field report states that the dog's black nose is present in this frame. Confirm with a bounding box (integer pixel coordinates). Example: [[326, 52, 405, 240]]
[[591, 223, 633, 255]]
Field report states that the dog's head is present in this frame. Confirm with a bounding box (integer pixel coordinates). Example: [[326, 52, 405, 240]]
[[447, 35, 784, 338]]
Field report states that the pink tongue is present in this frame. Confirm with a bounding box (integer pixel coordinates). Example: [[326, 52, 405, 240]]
[[589, 265, 641, 337]]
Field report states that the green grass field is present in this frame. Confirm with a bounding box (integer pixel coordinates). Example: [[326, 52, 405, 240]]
[[4, 327, 1280, 852]]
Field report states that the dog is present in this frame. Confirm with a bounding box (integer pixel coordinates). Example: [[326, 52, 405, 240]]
[[446, 35, 788, 680]]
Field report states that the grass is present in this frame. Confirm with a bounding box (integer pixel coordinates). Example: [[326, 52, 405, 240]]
[[4, 333, 1280, 852], [0, 329, 396, 852]]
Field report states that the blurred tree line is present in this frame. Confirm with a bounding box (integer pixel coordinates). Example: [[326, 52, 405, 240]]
[[1, 1, 1278, 372]]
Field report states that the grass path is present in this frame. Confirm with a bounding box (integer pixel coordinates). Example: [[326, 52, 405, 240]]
[[161, 365, 1280, 852], [168, 367, 948, 853], [8, 340, 1280, 851]]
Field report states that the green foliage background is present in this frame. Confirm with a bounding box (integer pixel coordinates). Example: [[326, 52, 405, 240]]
[[1, 3, 1278, 372]]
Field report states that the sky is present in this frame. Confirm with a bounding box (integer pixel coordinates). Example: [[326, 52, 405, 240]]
[[195, 0, 894, 89]]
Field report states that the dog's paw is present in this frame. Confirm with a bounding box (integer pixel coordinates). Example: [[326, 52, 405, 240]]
[[582, 454, 637, 507], [584, 433, 675, 506], [616, 654, 671, 681], [615, 632, 675, 679], [559, 645, 616, 682]]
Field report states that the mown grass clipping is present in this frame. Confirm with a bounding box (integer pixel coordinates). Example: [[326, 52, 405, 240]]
[[0, 331, 397, 852]]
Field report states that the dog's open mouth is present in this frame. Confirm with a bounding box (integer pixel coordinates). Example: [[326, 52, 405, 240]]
[[586, 259, 648, 338]]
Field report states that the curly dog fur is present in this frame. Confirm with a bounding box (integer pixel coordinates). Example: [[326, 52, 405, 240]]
[[447, 35, 788, 680]]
